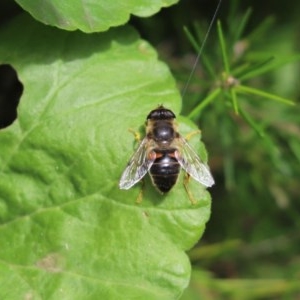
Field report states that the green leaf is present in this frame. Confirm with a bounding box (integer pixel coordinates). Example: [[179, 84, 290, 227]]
[[0, 15, 212, 299], [15, 0, 179, 32]]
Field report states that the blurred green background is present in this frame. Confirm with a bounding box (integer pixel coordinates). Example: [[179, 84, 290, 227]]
[[1, 0, 299, 299]]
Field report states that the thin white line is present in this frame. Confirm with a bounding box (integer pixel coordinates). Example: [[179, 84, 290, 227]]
[[181, 0, 223, 99]]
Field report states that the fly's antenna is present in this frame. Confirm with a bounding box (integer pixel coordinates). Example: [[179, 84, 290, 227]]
[[181, 0, 223, 99]]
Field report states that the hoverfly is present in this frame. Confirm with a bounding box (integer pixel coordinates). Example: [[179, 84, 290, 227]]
[[119, 105, 214, 199]]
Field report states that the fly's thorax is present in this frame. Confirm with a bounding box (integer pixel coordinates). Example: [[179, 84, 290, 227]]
[[146, 118, 179, 145]]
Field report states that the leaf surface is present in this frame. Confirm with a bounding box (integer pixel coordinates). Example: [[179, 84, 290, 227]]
[[15, 0, 179, 32], [0, 15, 211, 299]]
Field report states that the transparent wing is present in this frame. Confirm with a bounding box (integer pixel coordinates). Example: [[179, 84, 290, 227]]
[[119, 138, 155, 190], [175, 136, 215, 187]]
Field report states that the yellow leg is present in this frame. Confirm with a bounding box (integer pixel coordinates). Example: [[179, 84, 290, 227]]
[[185, 130, 201, 141], [136, 179, 145, 204], [183, 174, 197, 205], [128, 128, 141, 142]]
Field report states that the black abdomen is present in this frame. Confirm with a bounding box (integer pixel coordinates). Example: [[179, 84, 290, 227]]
[[149, 149, 180, 193]]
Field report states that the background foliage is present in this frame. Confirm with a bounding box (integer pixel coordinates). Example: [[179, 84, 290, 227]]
[[0, 0, 299, 299]]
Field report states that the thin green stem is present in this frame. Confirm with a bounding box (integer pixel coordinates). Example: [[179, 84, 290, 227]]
[[183, 26, 200, 52], [184, 25, 216, 79], [239, 107, 265, 137], [238, 56, 275, 81], [230, 88, 239, 114], [188, 87, 222, 119], [236, 85, 295, 106], [232, 7, 252, 43], [217, 20, 230, 74]]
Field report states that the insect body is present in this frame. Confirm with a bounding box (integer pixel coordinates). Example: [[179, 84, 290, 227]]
[[119, 106, 214, 194]]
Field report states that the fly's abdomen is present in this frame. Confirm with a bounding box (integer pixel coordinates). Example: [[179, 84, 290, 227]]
[[149, 150, 180, 193]]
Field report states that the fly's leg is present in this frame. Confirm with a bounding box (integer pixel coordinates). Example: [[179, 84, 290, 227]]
[[183, 174, 197, 205], [185, 130, 201, 141], [136, 179, 145, 204], [128, 128, 141, 143]]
